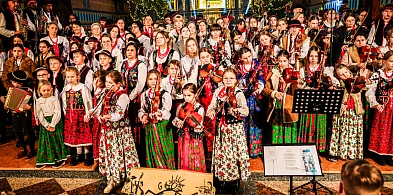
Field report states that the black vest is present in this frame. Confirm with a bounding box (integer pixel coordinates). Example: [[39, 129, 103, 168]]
[[3, 10, 16, 31], [79, 65, 91, 84]]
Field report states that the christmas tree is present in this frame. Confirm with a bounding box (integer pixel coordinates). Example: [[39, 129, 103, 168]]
[[128, 0, 169, 21], [252, 0, 292, 18]]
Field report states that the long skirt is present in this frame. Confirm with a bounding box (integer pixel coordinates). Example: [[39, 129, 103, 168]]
[[201, 97, 216, 152], [99, 124, 140, 183], [145, 120, 176, 169], [36, 117, 68, 165], [369, 98, 393, 155], [298, 113, 327, 152], [212, 122, 250, 181], [91, 116, 101, 160], [243, 94, 263, 157], [64, 109, 92, 147], [329, 109, 363, 160], [271, 106, 298, 144], [178, 130, 206, 172]]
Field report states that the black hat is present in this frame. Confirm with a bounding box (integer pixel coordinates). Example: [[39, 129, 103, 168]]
[[32, 67, 52, 79], [289, 20, 303, 28], [292, 4, 304, 11], [95, 49, 114, 62], [7, 70, 27, 84], [70, 49, 88, 63], [45, 56, 64, 67], [85, 37, 100, 45], [43, 0, 54, 5], [380, 4, 393, 12], [71, 21, 82, 27]]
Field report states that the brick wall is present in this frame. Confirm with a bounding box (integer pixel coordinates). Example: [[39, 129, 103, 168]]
[[73, 0, 117, 13]]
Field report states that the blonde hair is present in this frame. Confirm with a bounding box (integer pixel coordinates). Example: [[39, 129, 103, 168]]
[[37, 80, 53, 97]]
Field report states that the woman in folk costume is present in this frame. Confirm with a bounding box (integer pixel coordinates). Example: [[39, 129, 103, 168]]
[[109, 25, 125, 50], [120, 40, 147, 166], [206, 68, 250, 194], [172, 83, 206, 172], [86, 70, 140, 193], [180, 37, 200, 86], [198, 47, 224, 152], [236, 47, 265, 158], [261, 50, 299, 144], [35, 40, 55, 68], [173, 26, 190, 58], [117, 19, 130, 41], [280, 20, 309, 66], [367, 50, 393, 166], [138, 69, 175, 169], [328, 65, 364, 162], [297, 46, 329, 152], [40, 22, 70, 61], [255, 31, 281, 79], [204, 24, 232, 69], [148, 30, 180, 76]]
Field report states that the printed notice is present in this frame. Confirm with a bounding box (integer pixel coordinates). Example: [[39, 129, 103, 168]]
[[263, 145, 322, 176]]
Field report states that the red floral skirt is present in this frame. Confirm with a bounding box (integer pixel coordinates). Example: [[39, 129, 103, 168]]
[[369, 99, 393, 155], [92, 116, 101, 159], [64, 109, 92, 147]]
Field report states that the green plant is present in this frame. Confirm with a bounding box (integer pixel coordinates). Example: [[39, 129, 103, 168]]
[[127, 0, 169, 20]]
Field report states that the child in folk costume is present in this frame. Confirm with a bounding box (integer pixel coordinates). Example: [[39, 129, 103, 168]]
[[40, 22, 70, 60], [236, 47, 265, 158], [95, 50, 115, 71], [367, 50, 393, 166], [47, 56, 65, 96], [297, 46, 328, 152], [100, 33, 123, 71], [148, 31, 180, 75], [139, 69, 175, 169], [172, 83, 206, 172], [205, 24, 232, 68], [86, 71, 140, 193], [261, 50, 299, 144], [62, 67, 93, 166], [35, 40, 55, 68], [329, 65, 364, 162], [35, 80, 68, 169], [120, 40, 147, 166], [180, 38, 200, 86], [70, 49, 94, 92], [198, 47, 224, 152], [89, 71, 106, 169], [206, 68, 250, 194], [7, 70, 36, 159]]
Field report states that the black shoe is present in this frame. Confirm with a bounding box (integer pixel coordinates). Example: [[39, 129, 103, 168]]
[[70, 155, 78, 166], [25, 151, 37, 160], [385, 156, 393, 166], [77, 154, 85, 162], [84, 153, 93, 166], [375, 157, 387, 166], [215, 181, 227, 194], [16, 150, 28, 159], [52, 161, 65, 169], [328, 156, 338, 162], [35, 164, 46, 169]]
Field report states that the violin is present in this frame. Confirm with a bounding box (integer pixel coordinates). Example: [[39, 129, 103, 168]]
[[346, 76, 366, 94], [226, 86, 242, 120], [199, 64, 223, 83], [360, 46, 381, 61], [283, 68, 301, 84]]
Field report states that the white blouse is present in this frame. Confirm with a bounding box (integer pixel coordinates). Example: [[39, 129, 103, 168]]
[[61, 83, 93, 115], [35, 96, 62, 128], [180, 55, 199, 86], [138, 88, 172, 121]]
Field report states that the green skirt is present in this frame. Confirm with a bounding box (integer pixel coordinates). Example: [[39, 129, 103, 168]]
[[36, 116, 69, 165], [271, 100, 298, 144], [145, 120, 175, 169], [298, 113, 327, 152]]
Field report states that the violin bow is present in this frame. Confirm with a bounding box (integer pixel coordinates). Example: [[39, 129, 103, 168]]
[[347, 8, 370, 44], [90, 85, 114, 118]]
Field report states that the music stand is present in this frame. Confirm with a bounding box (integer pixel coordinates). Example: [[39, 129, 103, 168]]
[[290, 89, 344, 195]]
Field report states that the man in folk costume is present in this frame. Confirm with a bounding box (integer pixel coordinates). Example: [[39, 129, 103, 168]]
[[368, 4, 393, 47], [23, 0, 40, 50], [280, 20, 310, 67], [41, 0, 63, 32], [143, 14, 154, 39], [0, 0, 23, 52], [85, 37, 101, 72]]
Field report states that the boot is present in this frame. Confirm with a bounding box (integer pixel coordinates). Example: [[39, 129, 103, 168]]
[[375, 156, 387, 166], [84, 153, 93, 166], [385, 156, 393, 166], [77, 154, 85, 163], [70, 154, 78, 166]]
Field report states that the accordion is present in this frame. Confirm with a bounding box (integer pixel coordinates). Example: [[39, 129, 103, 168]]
[[4, 87, 32, 112]]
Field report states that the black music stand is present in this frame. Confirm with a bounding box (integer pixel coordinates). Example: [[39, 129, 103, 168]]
[[290, 89, 344, 195]]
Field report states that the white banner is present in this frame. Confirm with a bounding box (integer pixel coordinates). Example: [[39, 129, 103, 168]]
[[199, 0, 226, 9]]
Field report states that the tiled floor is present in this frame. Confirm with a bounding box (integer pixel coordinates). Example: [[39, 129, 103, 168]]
[[2, 139, 393, 194]]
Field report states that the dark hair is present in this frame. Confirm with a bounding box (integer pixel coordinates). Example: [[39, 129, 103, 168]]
[[306, 46, 322, 65], [340, 160, 383, 195], [199, 47, 212, 55], [125, 40, 140, 58], [101, 33, 112, 42], [125, 32, 136, 39], [106, 70, 123, 84], [238, 47, 252, 58], [344, 12, 356, 22], [237, 19, 245, 25], [211, 24, 221, 31], [182, 83, 197, 94], [132, 21, 144, 32], [109, 26, 120, 38], [99, 17, 107, 22], [12, 34, 25, 42], [277, 50, 290, 59], [12, 43, 24, 51], [231, 29, 242, 39], [384, 50, 393, 61], [70, 20, 82, 27], [354, 32, 367, 40], [70, 42, 82, 51], [223, 68, 238, 81], [39, 40, 51, 48], [168, 60, 181, 69]]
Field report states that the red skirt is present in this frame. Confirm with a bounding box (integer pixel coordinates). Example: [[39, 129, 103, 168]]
[[201, 96, 215, 152], [92, 116, 101, 159], [369, 99, 393, 155], [64, 109, 92, 147]]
